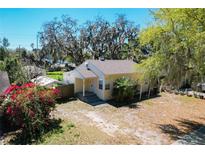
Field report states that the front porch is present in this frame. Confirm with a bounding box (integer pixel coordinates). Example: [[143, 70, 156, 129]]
[[75, 77, 98, 95], [74, 75, 106, 103]]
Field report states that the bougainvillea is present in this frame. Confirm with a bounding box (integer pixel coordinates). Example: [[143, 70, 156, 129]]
[[1, 82, 60, 141]]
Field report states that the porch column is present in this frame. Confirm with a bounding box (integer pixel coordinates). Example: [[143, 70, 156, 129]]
[[83, 79, 85, 97]]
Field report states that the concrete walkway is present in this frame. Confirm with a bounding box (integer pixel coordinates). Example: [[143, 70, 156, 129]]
[[172, 127, 205, 145]]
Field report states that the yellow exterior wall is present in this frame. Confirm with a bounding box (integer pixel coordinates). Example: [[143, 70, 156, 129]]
[[75, 73, 147, 101], [75, 78, 83, 93], [103, 73, 140, 100]]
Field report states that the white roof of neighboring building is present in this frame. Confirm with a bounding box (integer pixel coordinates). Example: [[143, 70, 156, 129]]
[[31, 76, 65, 87]]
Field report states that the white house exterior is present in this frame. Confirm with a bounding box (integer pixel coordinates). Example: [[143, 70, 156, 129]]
[[64, 59, 148, 101]]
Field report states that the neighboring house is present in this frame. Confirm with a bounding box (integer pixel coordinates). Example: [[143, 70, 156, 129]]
[[0, 71, 10, 95], [64, 59, 148, 101]]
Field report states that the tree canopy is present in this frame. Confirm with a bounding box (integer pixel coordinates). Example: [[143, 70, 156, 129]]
[[0, 37, 10, 61], [38, 15, 142, 65], [139, 9, 205, 89], [2, 9, 205, 90]]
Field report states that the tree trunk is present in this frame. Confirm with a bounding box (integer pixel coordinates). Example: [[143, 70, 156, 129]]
[[148, 86, 151, 98], [147, 83, 150, 98], [160, 83, 163, 93], [139, 84, 142, 100]]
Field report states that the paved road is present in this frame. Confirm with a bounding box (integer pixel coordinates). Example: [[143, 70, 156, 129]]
[[172, 127, 205, 145]]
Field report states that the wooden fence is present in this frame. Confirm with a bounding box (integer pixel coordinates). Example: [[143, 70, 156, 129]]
[[56, 84, 74, 99]]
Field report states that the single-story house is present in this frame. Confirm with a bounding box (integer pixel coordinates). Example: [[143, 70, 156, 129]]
[[64, 59, 148, 101]]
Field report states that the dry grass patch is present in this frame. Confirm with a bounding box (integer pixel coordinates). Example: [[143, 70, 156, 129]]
[[52, 94, 205, 144]]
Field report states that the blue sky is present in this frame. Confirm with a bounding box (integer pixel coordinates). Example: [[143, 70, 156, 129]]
[[0, 8, 154, 50]]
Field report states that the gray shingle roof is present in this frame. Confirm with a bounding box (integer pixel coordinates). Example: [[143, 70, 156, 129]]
[[75, 60, 137, 78], [88, 60, 137, 75], [75, 63, 97, 78]]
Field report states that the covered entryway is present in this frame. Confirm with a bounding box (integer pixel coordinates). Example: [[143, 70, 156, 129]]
[[75, 77, 104, 106], [71, 62, 103, 102], [75, 77, 98, 97]]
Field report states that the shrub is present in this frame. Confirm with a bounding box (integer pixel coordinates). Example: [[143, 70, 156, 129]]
[[0, 47, 8, 61], [1, 82, 60, 142], [23, 65, 46, 80], [0, 60, 4, 71], [48, 66, 62, 72], [3, 57, 28, 84], [112, 77, 136, 102], [0, 95, 5, 106]]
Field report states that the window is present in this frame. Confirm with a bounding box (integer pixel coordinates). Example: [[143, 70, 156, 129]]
[[105, 83, 110, 90], [99, 80, 103, 90]]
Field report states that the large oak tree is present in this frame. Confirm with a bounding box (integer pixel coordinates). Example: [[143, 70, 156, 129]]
[[38, 15, 140, 65], [139, 9, 205, 89]]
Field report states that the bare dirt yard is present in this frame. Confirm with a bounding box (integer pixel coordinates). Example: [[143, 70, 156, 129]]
[[49, 92, 205, 145]]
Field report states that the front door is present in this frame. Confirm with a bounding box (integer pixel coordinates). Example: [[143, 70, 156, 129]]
[[89, 78, 97, 93]]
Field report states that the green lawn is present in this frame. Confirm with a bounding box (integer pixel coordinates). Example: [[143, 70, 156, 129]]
[[47, 71, 64, 81]]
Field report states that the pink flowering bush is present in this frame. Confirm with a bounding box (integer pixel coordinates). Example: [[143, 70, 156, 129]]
[[1, 82, 60, 142]]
